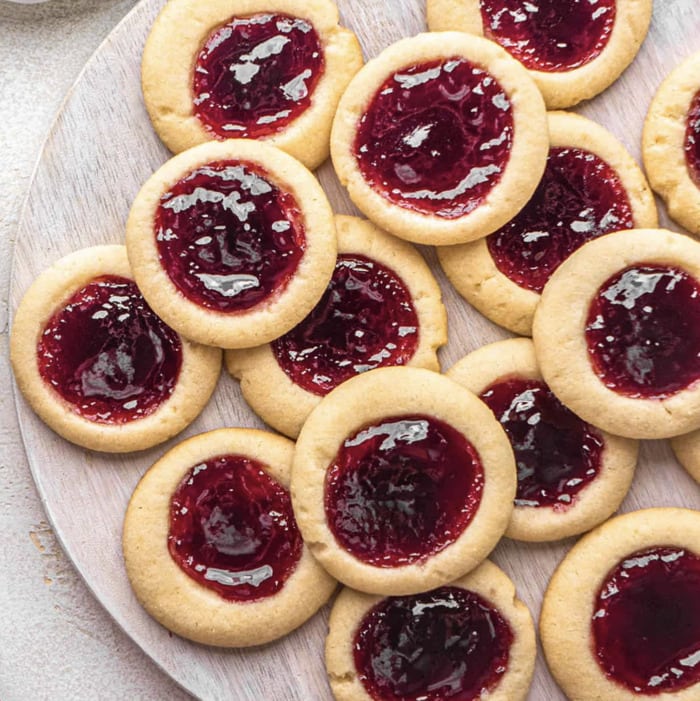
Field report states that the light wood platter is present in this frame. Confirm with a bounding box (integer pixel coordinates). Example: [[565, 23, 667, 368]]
[[10, 1, 700, 699]]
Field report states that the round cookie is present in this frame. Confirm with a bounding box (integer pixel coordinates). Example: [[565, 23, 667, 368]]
[[447, 338, 638, 542], [540, 508, 700, 700], [643, 51, 700, 236], [226, 214, 447, 438], [141, 0, 364, 170], [326, 560, 536, 701], [533, 228, 700, 440], [427, 0, 652, 109], [122, 427, 337, 647], [126, 139, 337, 349], [10, 245, 221, 453], [291, 366, 516, 596], [438, 111, 658, 336], [330, 31, 548, 246], [670, 431, 700, 484]]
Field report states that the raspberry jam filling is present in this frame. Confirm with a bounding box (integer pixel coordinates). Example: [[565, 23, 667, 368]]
[[354, 586, 513, 701], [480, 0, 615, 72], [271, 254, 419, 396], [585, 265, 700, 398], [487, 147, 634, 293], [168, 454, 303, 601], [354, 58, 513, 219], [324, 415, 484, 567], [684, 89, 700, 187], [593, 546, 700, 694], [480, 378, 603, 509], [193, 13, 324, 139], [154, 159, 306, 312], [37, 275, 182, 423]]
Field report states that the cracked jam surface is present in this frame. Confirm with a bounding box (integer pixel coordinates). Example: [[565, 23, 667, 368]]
[[154, 159, 306, 312], [193, 13, 324, 138], [480, 377, 603, 509], [354, 57, 513, 219], [271, 254, 419, 396], [479, 0, 615, 72], [585, 265, 700, 398], [593, 546, 700, 694], [488, 146, 634, 293], [37, 275, 182, 423], [324, 415, 484, 567], [168, 454, 302, 601], [354, 586, 513, 700]]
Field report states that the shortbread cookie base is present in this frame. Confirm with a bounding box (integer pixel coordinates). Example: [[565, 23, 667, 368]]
[[540, 507, 700, 701], [126, 139, 337, 349], [670, 430, 700, 484], [447, 338, 638, 541], [326, 560, 536, 701], [438, 111, 657, 336], [142, 0, 364, 170], [427, 0, 652, 108], [533, 229, 700, 440], [10, 245, 221, 453], [291, 366, 516, 595], [330, 31, 548, 246], [643, 51, 700, 235], [123, 427, 337, 647], [226, 214, 447, 438]]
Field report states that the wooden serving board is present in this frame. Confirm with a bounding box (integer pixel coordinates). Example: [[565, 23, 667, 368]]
[[10, 1, 700, 699]]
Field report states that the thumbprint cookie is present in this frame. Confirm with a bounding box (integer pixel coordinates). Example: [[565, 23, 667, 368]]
[[141, 0, 363, 169], [226, 214, 447, 438], [10, 245, 221, 452], [330, 31, 548, 246], [447, 338, 638, 542], [126, 139, 337, 349], [427, 0, 652, 108], [291, 366, 516, 596], [123, 428, 336, 647]]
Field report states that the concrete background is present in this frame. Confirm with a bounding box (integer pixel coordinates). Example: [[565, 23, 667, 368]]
[[0, 1, 191, 698]]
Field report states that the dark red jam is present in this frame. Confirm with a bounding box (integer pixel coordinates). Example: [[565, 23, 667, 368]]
[[193, 13, 324, 139], [593, 546, 700, 694], [168, 454, 303, 601], [585, 265, 700, 398], [271, 254, 420, 396], [487, 147, 634, 292], [154, 159, 306, 312], [354, 586, 513, 701], [354, 58, 513, 219], [684, 90, 700, 188], [324, 415, 484, 567], [37, 275, 182, 424], [480, 377, 603, 509], [480, 0, 615, 72]]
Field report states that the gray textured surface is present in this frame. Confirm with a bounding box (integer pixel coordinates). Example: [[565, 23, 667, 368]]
[[0, 1, 190, 698]]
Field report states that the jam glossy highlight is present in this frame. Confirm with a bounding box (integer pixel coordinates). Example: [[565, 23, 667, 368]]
[[488, 147, 634, 292], [585, 265, 700, 398], [271, 254, 419, 396], [593, 546, 700, 694], [193, 13, 324, 139], [37, 275, 182, 423], [480, 378, 603, 508], [168, 454, 303, 601], [685, 89, 700, 188], [154, 159, 306, 312], [354, 58, 513, 219], [324, 415, 484, 567], [480, 0, 615, 73], [354, 586, 513, 700]]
